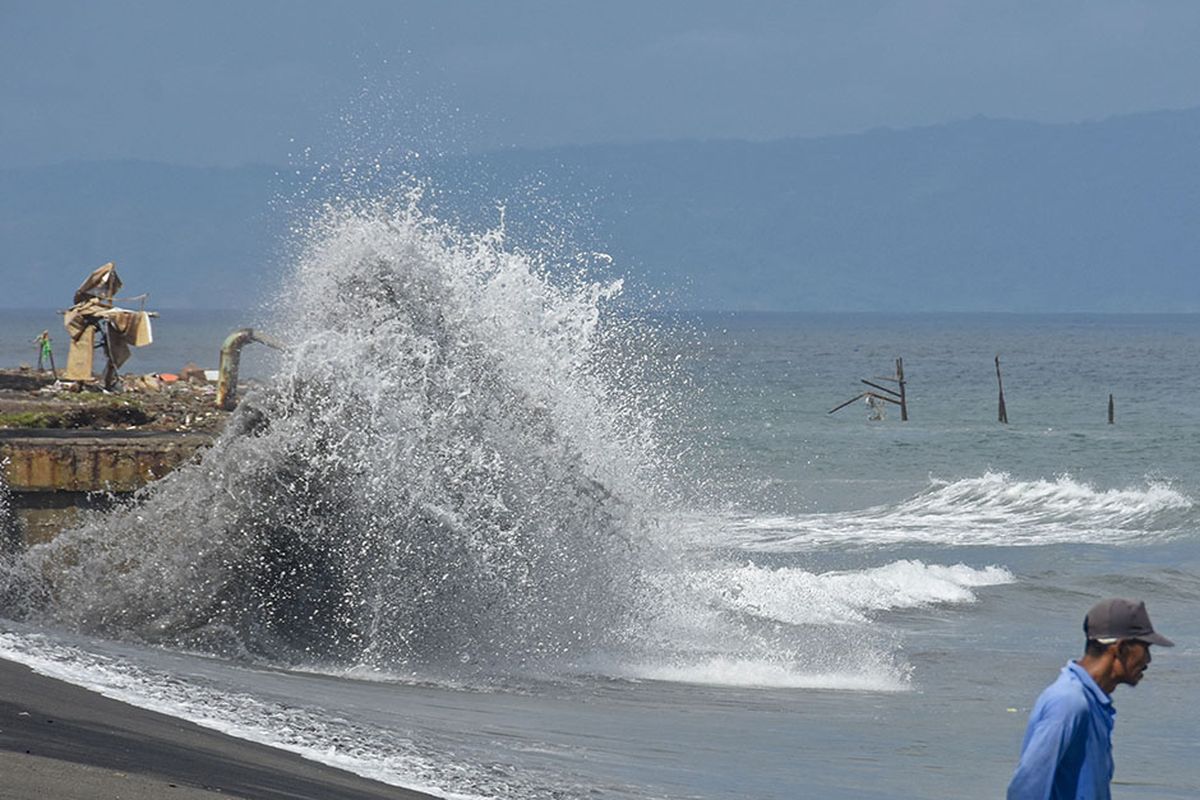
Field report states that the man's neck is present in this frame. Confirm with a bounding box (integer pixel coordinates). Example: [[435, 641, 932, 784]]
[[1076, 655, 1118, 695]]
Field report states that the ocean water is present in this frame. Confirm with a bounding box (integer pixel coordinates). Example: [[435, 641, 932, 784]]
[[1, 200, 1197, 799]]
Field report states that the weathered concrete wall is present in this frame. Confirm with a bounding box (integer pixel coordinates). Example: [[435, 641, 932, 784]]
[[1, 430, 213, 494], [1, 429, 215, 547]]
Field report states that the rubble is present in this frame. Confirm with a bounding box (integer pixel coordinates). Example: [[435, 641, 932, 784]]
[[0, 369, 232, 434]]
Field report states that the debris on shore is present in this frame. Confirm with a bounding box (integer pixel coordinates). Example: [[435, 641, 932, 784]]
[[0, 368, 232, 435]]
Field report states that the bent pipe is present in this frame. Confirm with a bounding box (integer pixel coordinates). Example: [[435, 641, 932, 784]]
[[216, 328, 284, 410]]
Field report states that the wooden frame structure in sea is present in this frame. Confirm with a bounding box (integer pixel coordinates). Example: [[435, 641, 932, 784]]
[[829, 357, 908, 421], [830, 355, 1118, 424]]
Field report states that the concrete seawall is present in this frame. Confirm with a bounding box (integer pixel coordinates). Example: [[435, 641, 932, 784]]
[[1, 429, 216, 545]]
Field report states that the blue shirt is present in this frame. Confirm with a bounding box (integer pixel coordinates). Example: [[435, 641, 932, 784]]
[[1007, 661, 1116, 800]]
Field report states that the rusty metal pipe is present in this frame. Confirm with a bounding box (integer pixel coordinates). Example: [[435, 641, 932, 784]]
[[216, 328, 284, 410]]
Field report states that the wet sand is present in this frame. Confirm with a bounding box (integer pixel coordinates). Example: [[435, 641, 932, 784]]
[[0, 657, 437, 800]]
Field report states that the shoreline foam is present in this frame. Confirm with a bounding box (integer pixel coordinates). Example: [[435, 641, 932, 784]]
[[0, 655, 435, 800]]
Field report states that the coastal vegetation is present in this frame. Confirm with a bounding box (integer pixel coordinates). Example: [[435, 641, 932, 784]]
[[0, 396, 151, 429]]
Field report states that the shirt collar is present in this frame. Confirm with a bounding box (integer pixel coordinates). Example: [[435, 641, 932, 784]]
[[1067, 660, 1114, 710]]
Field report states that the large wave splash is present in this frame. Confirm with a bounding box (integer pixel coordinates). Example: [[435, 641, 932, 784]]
[[728, 472, 1194, 550], [3, 195, 668, 671]]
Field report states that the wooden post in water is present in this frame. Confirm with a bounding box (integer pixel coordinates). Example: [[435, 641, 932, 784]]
[[995, 356, 1008, 424], [829, 357, 908, 421], [1108, 394, 1114, 424]]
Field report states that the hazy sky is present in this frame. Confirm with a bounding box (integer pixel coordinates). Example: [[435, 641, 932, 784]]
[[4, 1, 1200, 167]]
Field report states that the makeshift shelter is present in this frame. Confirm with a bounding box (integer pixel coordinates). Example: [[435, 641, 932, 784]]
[[62, 262, 155, 387]]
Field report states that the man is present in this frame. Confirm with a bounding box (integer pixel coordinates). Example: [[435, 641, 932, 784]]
[[1007, 598, 1173, 799], [34, 329, 55, 373]]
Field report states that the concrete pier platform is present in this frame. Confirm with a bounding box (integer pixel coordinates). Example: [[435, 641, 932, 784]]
[[1, 428, 216, 545], [1, 428, 214, 493]]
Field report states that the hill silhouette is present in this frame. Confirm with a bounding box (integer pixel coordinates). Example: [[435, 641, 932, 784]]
[[3, 108, 1198, 311]]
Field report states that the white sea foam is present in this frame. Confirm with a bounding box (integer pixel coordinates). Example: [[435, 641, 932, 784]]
[[622, 657, 909, 692], [708, 560, 1014, 626], [725, 472, 1193, 550], [610, 559, 1010, 692], [0, 630, 496, 800]]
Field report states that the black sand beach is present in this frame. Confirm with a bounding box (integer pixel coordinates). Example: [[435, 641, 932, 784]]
[[0, 657, 436, 800]]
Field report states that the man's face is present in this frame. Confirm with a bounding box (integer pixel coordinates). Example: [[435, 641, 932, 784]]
[[1116, 640, 1152, 686]]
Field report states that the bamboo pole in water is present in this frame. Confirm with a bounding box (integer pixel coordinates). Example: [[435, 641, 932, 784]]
[[995, 356, 1008, 424], [1108, 393, 1115, 424], [860, 379, 901, 398], [828, 391, 868, 415]]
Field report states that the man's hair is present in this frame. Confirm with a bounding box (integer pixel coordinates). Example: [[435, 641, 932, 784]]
[[1086, 638, 1142, 657]]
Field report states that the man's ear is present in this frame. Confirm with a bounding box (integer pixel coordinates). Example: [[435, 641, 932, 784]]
[[1115, 640, 1140, 660]]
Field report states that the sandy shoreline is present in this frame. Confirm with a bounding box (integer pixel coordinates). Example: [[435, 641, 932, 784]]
[[0, 656, 437, 800]]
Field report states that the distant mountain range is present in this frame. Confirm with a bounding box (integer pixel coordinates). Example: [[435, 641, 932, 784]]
[[4, 107, 1199, 311]]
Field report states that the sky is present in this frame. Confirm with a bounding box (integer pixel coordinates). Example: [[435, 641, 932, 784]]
[[4, 1, 1200, 168]]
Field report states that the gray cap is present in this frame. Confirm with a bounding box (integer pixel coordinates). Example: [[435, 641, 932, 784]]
[[1084, 598, 1174, 647]]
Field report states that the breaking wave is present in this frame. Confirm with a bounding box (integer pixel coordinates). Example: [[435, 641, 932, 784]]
[[727, 472, 1193, 550], [607, 558, 1010, 692], [0, 191, 1015, 699], [704, 560, 1013, 626], [1, 193, 670, 672]]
